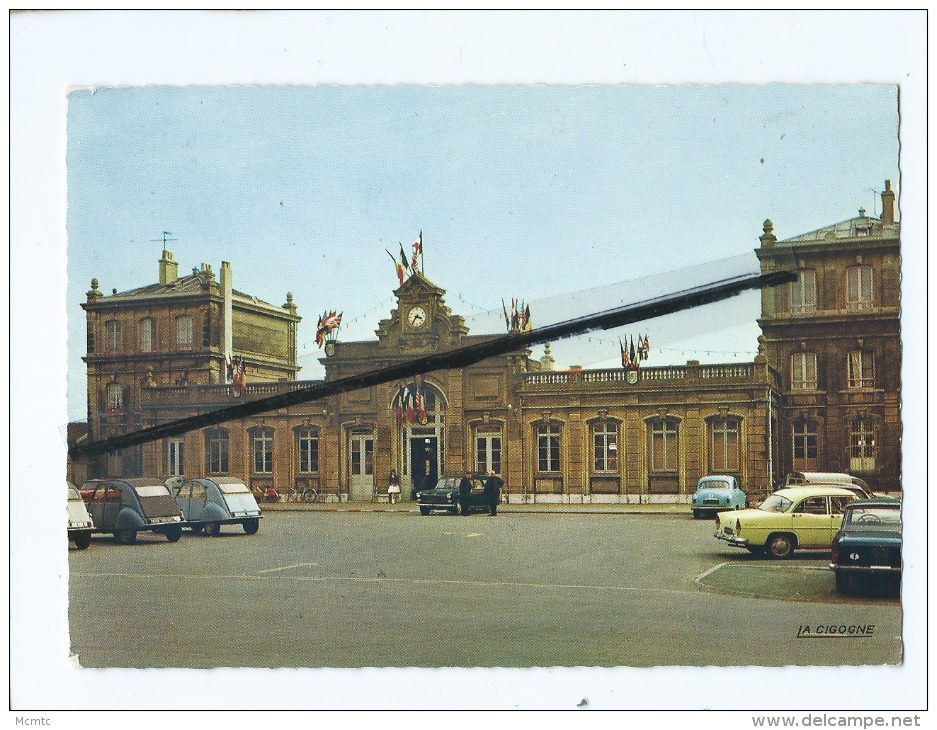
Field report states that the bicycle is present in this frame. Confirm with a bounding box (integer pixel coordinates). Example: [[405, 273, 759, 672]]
[[286, 485, 319, 503]]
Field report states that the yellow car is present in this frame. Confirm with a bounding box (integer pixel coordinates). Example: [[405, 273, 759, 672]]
[[714, 486, 858, 558]]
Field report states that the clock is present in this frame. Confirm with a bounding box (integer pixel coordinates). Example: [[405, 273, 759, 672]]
[[407, 306, 428, 329]]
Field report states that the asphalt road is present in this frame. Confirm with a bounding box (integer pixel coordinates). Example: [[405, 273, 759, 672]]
[[68, 511, 901, 669]]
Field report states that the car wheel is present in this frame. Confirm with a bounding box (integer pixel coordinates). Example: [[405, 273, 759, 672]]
[[419, 507, 431, 516], [204, 521, 221, 537], [114, 528, 137, 545], [242, 519, 260, 535], [767, 533, 795, 559], [165, 525, 183, 542], [72, 533, 92, 550], [449, 506, 459, 515]]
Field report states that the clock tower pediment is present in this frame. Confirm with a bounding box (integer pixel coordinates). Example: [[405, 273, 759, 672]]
[[375, 272, 468, 348]]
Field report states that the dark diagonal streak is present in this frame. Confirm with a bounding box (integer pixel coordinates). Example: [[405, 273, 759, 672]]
[[69, 270, 796, 460]]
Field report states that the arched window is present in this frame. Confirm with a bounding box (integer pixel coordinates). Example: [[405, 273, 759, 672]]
[[647, 417, 680, 494], [205, 428, 229, 475], [592, 421, 619, 473], [792, 420, 819, 471], [536, 422, 562, 473], [140, 317, 155, 352], [297, 427, 320, 473], [709, 417, 741, 473], [175, 315, 193, 350], [251, 428, 274, 474], [849, 416, 877, 473], [105, 382, 123, 412], [105, 320, 121, 353], [846, 265, 873, 311]]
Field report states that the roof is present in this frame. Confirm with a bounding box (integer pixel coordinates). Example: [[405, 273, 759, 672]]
[[782, 215, 899, 243], [773, 486, 858, 500], [98, 273, 280, 309]]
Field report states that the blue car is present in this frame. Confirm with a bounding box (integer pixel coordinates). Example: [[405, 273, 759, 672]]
[[691, 475, 747, 518], [168, 477, 262, 536]]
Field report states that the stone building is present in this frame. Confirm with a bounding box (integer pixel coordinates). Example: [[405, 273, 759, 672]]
[[74, 182, 901, 499]]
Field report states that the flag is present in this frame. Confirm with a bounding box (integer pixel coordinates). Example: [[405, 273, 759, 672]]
[[416, 388, 427, 424], [405, 384, 415, 423], [630, 336, 637, 368], [523, 303, 533, 332], [642, 334, 650, 359], [620, 338, 630, 368], [417, 230, 424, 274], [387, 248, 405, 286], [233, 357, 247, 397], [511, 298, 518, 333], [225, 352, 234, 383], [396, 383, 406, 425], [410, 237, 423, 274], [502, 299, 511, 332], [399, 244, 411, 277]]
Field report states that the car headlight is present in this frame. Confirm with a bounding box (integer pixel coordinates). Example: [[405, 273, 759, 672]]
[[416, 492, 423, 500]]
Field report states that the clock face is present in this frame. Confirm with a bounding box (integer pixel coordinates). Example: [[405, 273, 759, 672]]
[[407, 306, 427, 328]]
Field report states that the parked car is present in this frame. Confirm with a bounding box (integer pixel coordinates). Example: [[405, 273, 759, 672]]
[[67, 482, 94, 550], [80, 479, 186, 544], [714, 486, 858, 558], [830, 499, 902, 596], [691, 475, 747, 518], [168, 477, 262, 536], [416, 475, 489, 515], [785, 471, 871, 499]]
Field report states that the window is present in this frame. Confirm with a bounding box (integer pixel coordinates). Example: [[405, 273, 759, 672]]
[[475, 429, 502, 475], [794, 496, 828, 515], [167, 438, 185, 477], [297, 428, 319, 473], [105, 320, 121, 353], [847, 351, 875, 389], [790, 270, 817, 313], [649, 418, 679, 472], [846, 265, 873, 311], [175, 315, 193, 350], [206, 428, 229, 475], [537, 423, 561, 473], [252, 429, 274, 473], [140, 318, 155, 352], [850, 416, 877, 472], [791, 352, 818, 390], [792, 421, 818, 471], [105, 382, 123, 412], [710, 417, 740, 472], [593, 422, 619, 472]]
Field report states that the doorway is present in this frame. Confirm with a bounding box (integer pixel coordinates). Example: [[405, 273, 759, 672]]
[[349, 432, 374, 501], [410, 436, 438, 496]]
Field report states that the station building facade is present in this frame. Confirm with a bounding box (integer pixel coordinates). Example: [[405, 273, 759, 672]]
[[75, 183, 901, 500]]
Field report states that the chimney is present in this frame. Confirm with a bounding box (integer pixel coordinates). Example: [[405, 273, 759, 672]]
[[159, 250, 178, 285], [221, 261, 233, 356], [881, 180, 896, 225]]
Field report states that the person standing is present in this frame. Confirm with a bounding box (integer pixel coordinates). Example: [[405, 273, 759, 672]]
[[458, 470, 473, 516], [483, 470, 504, 516], [388, 469, 401, 504]]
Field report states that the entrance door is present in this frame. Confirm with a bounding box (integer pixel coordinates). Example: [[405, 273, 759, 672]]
[[410, 436, 438, 494], [349, 434, 374, 501], [168, 438, 185, 477]]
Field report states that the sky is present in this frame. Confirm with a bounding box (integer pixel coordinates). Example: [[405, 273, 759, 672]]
[[66, 83, 899, 420]]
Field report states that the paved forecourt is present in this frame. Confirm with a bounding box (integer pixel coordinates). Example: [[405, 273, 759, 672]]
[[68, 510, 901, 669]]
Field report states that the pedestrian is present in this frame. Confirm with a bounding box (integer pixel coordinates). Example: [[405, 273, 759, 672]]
[[388, 469, 401, 504], [483, 470, 504, 516], [458, 470, 473, 516]]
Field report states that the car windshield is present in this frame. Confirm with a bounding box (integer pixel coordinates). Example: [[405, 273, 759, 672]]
[[759, 494, 793, 513], [698, 480, 731, 491], [845, 506, 902, 531], [219, 481, 250, 494], [134, 484, 171, 497]]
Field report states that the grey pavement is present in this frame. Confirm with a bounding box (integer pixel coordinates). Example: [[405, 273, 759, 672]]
[[261, 499, 693, 515]]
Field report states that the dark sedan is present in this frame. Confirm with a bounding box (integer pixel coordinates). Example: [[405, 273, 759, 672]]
[[416, 475, 488, 515], [830, 500, 901, 596]]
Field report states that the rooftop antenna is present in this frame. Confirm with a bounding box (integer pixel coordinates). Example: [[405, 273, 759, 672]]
[[865, 189, 879, 218], [150, 231, 178, 252]]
